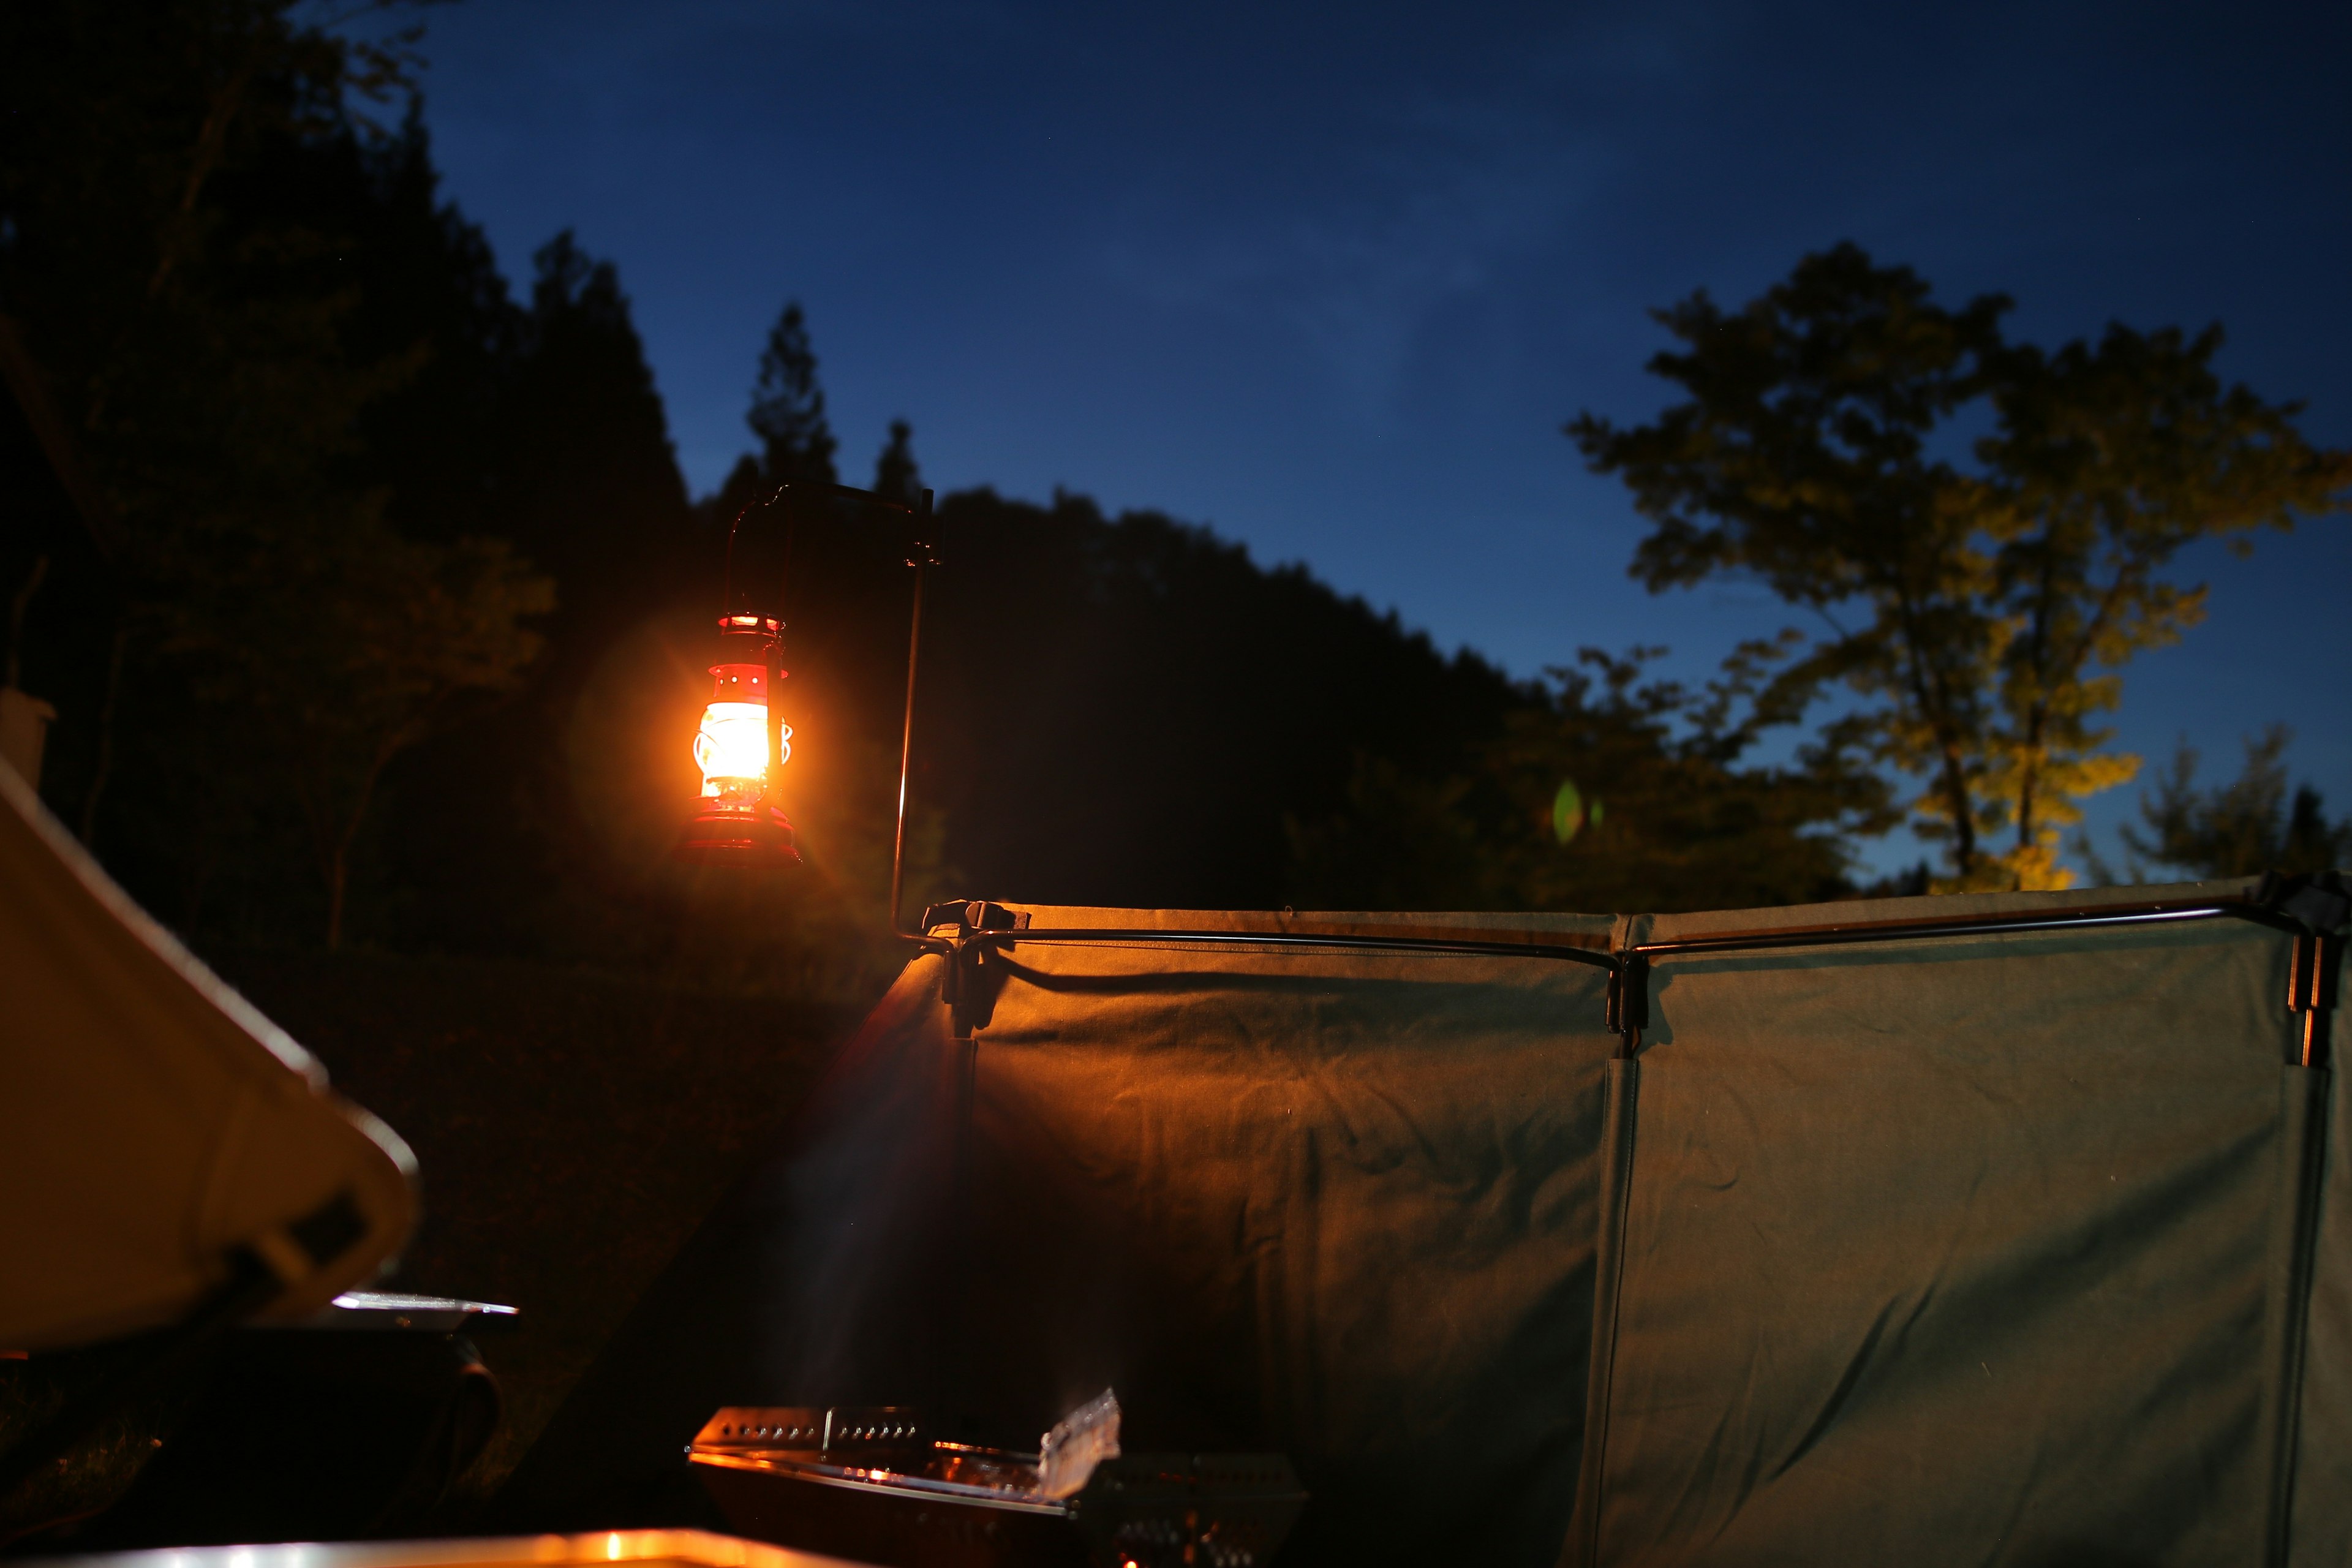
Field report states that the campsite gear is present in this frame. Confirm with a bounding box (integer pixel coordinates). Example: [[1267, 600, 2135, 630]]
[[1, 1292, 515, 1550], [0, 754, 421, 1532], [1035, 1388, 1121, 1499], [688, 1407, 1305, 1568], [674, 482, 935, 874], [505, 890, 2347, 1567], [0, 758, 510, 1547], [300, 1292, 521, 1334], [20, 1527, 880, 1568], [0, 758, 416, 1352], [55, 1304, 507, 1550]]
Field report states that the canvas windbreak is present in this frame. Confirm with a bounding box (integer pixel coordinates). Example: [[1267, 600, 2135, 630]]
[[510, 888, 2343, 1568], [1575, 899, 2334, 1566]]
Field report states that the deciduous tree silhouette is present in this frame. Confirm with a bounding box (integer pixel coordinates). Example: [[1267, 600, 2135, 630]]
[[165, 519, 551, 948], [1285, 643, 1892, 913], [1571, 243, 2351, 890]]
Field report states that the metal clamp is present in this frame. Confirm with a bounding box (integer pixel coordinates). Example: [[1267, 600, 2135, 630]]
[[2288, 931, 2341, 1069]]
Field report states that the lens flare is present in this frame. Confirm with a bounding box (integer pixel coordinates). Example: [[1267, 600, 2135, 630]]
[[1553, 780, 1603, 845]]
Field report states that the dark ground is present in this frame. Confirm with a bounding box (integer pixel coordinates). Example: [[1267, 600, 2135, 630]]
[[214, 950, 876, 1499]]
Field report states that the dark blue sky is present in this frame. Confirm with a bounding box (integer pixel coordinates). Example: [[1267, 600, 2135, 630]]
[[407, 0, 2350, 877]]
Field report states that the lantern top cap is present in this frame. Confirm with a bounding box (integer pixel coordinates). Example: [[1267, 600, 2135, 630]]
[[718, 613, 783, 638]]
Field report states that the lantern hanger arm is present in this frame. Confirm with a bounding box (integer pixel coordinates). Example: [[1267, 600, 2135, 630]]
[[739, 479, 929, 518], [723, 481, 936, 627], [725, 480, 932, 565]]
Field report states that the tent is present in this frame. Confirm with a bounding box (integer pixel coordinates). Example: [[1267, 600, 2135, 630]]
[[505, 890, 2345, 1566], [0, 758, 416, 1352]]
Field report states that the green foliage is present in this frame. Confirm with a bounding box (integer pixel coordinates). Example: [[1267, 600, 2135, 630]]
[[164, 515, 550, 948], [1490, 646, 1891, 911], [1, 0, 552, 946], [1286, 644, 1891, 913], [2105, 726, 2350, 881], [1284, 759, 1504, 910], [1571, 243, 2351, 891]]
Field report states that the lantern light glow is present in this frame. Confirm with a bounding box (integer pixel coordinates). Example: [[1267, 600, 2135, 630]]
[[692, 663, 791, 801], [693, 702, 785, 796]]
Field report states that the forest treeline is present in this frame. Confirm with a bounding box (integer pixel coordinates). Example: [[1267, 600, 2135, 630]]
[[2, 2, 2345, 985]]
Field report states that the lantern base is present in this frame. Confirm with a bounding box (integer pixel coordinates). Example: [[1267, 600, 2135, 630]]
[[673, 801, 802, 869]]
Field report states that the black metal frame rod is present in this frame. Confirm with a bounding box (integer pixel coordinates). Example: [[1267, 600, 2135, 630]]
[[934, 925, 1617, 970], [910, 894, 2324, 1056], [1629, 898, 2288, 962], [926, 896, 2278, 970]]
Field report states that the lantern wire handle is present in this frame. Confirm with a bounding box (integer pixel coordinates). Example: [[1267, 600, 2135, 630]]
[[720, 497, 746, 621]]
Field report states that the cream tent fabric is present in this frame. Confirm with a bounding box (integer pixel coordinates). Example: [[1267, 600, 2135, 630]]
[[0, 759, 416, 1351]]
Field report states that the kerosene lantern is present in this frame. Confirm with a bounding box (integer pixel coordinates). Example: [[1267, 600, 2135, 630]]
[[673, 482, 937, 889], [673, 611, 800, 867]]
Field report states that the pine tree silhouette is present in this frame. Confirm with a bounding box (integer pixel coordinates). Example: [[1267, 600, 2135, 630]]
[[747, 302, 837, 486], [872, 418, 921, 503]]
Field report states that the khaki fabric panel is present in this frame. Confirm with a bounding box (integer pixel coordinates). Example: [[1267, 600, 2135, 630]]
[[1592, 918, 2296, 1565], [939, 921, 1618, 1566], [2288, 946, 2348, 1565], [501, 911, 1618, 1568]]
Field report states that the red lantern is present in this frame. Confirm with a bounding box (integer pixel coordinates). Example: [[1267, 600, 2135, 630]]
[[674, 616, 800, 868], [672, 481, 935, 894]]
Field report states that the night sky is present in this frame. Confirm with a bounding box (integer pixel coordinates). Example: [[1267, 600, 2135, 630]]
[[409, 0, 2349, 877]]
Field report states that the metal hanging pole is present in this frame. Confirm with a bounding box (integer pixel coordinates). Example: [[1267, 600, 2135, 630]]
[[889, 491, 937, 937], [889, 562, 925, 936]]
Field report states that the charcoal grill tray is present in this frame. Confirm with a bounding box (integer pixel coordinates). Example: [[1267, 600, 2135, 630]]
[[688, 1407, 1303, 1568]]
